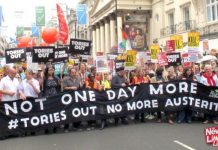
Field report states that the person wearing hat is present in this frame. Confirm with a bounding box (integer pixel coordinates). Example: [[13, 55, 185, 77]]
[[111, 66, 129, 125]]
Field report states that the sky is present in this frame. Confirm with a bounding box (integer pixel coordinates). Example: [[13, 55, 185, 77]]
[[0, 0, 79, 38]]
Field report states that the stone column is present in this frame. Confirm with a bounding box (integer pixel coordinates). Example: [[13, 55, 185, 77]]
[[100, 21, 105, 53], [110, 15, 116, 49], [92, 26, 96, 56], [96, 24, 100, 53], [104, 17, 110, 54], [117, 13, 123, 53]]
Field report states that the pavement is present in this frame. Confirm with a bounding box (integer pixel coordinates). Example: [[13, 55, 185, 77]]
[[0, 120, 217, 150]]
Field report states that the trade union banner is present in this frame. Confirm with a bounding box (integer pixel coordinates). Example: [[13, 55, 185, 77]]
[[0, 80, 218, 139], [5, 48, 26, 63]]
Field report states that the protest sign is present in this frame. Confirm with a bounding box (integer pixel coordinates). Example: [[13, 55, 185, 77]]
[[32, 46, 54, 63], [182, 53, 191, 67], [158, 52, 168, 66], [170, 35, 183, 50], [70, 39, 91, 55], [5, 48, 26, 64], [96, 56, 109, 73], [54, 47, 69, 63], [166, 52, 181, 66], [166, 40, 175, 52], [125, 50, 136, 70], [150, 44, 160, 62], [188, 32, 200, 47]]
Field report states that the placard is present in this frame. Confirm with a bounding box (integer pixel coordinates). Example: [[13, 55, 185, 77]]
[[32, 46, 54, 63], [5, 48, 26, 64], [70, 39, 91, 55]]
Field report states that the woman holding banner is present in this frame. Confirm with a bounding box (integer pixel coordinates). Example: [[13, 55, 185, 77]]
[[43, 65, 61, 97], [151, 67, 166, 123], [131, 67, 149, 123], [165, 66, 177, 124], [201, 65, 218, 124], [98, 73, 111, 129], [177, 67, 194, 124]]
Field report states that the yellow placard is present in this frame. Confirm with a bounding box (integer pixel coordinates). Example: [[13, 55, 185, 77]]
[[170, 35, 183, 49], [150, 44, 160, 60], [188, 32, 200, 47], [125, 50, 136, 68], [117, 53, 127, 61]]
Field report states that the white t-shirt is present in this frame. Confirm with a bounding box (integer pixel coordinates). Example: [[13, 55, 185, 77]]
[[0, 76, 19, 101], [18, 78, 40, 98]]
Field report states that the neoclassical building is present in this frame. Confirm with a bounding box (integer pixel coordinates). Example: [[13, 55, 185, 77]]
[[89, 0, 152, 56]]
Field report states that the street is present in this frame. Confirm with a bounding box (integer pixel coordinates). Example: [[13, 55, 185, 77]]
[[0, 121, 216, 150]]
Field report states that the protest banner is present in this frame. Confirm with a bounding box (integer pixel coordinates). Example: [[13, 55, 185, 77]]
[[69, 39, 91, 55], [166, 52, 181, 66], [0, 81, 217, 139], [96, 56, 109, 73], [54, 47, 69, 63], [157, 52, 168, 66], [125, 50, 136, 70], [5, 48, 26, 64], [150, 44, 160, 62], [32, 46, 54, 63]]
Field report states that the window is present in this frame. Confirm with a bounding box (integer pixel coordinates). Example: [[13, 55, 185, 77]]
[[168, 12, 175, 34], [155, 14, 159, 22], [183, 6, 190, 30], [169, 12, 174, 26], [207, 0, 218, 22]]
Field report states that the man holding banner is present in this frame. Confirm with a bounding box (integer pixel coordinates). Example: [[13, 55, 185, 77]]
[[0, 67, 19, 101], [111, 66, 129, 125]]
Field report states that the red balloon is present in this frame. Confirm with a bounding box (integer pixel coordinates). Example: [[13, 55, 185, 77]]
[[41, 27, 58, 44], [17, 37, 33, 48]]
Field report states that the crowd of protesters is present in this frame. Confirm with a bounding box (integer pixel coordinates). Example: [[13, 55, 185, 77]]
[[0, 59, 217, 133]]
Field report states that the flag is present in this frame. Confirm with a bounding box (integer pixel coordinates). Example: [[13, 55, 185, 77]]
[[56, 4, 69, 44], [76, 4, 87, 25], [35, 6, 45, 26], [31, 26, 39, 37], [0, 6, 4, 26], [120, 28, 132, 51]]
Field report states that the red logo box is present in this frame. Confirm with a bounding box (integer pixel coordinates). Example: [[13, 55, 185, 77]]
[[205, 126, 218, 147]]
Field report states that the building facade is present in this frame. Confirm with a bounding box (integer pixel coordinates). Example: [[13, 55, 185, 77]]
[[0, 36, 9, 56], [89, 0, 152, 56], [78, 0, 218, 56], [151, 0, 218, 51]]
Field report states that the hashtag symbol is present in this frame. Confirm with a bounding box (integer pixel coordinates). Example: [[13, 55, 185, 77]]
[[8, 119, 19, 130]]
